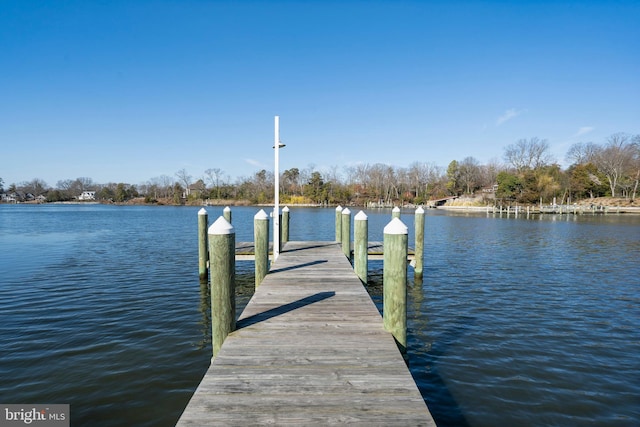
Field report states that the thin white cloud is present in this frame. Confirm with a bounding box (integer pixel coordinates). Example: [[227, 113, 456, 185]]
[[244, 158, 263, 167], [496, 108, 523, 126], [572, 126, 595, 138]]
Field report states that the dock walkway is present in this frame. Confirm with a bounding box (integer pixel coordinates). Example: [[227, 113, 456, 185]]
[[177, 241, 435, 426], [235, 241, 414, 261]]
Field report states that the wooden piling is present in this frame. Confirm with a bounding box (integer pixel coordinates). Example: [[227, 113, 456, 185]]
[[341, 208, 351, 258], [198, 208, 208, 283], [209, 216, 236, 358], [282, 206, 290, 244], [335, 205, 343, 242], [392, 206, 401, 219], [383, 217, 408, 353], [254, 209, 269, 289], [414, 206, 424, 280], [354, 210, 368, 284], [223, 206, 232, 223]]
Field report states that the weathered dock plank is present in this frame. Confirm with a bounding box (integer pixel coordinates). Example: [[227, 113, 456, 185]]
[[177, 241, 435, 426]]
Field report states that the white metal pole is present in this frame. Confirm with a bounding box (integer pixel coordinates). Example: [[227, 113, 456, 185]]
[[274, 116, 280, 260]]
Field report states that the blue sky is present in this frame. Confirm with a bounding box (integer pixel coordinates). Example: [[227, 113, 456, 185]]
[[2, 0, 638, 187]]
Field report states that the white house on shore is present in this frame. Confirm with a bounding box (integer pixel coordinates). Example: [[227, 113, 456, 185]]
[[1, 193, 17, 203], [78, 191, 96, 201]]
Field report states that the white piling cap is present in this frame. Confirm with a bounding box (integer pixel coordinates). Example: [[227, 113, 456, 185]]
[[392, 206, 400, 212], [209, 216, 235, 235], [354, 210, 368, 220], [223, 206, 231, 212], [198, 208, 207, 215], [283, 206, 289, 212], [342, 207, 351, 215], [254, 209, 269, 220], [384, 217, 408, 235], [336, 205, 343, 211], [416, 206, 424, 214]]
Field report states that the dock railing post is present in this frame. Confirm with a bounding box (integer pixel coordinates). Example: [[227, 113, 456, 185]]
[[354, 210, 368, 284], [198, 208, 208, 283], [392, 206, 401, 219], [335, 205, 343, 242], [282, 206, 290, 245], [209, 216, 236, 358], [254, 209, 269, 289], [414, 206, 424, 280], [341, 208, 351, 258], [383, 217, 408, 353], [223, 206, 232, 223]]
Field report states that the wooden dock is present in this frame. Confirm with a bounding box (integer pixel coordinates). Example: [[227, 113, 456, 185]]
[[177, 241, 435, 426], [235, 241, 414, 261]]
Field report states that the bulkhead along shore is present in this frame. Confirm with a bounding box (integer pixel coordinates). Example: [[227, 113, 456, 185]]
[[432, 196, 640, 214]]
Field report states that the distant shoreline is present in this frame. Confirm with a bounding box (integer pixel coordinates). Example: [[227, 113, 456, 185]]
[[436, 205, 640, 214], [4, 197, 640, 214]]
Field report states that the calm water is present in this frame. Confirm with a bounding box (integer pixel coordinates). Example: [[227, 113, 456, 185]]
[[1, 204, 638, 426]]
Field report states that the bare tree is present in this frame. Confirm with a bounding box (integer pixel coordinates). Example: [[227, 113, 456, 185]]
[[175, 168, 192, 191], [145, 175, 174, 199], [367, 164, 387, 203], [566, 141, 600, 165], [343, 165, 356, 187], [395, 167, 410, 203], [458, 156, 481, 194], [299, 164, 316, 192], [20, 178, 49, 196], [56, 179, 73, 191], [479, 158, 503, 189], [504, 137, 554, 172], [55, 177, 94, 197], [76, 177, 94, 191], [385, 165, 399, 203], [592, 133, 637, 197], [408, 162, 433, 201], [325, 165, 342, 201], [323, 165, 339, 183], [353, 164, 370, 190], [205, 168, 224, 199], [158, 175, 174, 198]]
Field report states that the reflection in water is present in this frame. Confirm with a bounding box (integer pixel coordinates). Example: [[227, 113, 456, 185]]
[[198, 264, 256, 349], [368, 266, 471, 427], [409, 311, 474, 427], [196, 280, 211, 349]]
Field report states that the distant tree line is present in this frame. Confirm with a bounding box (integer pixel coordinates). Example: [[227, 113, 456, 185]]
[[2, 133, 638, 206]]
